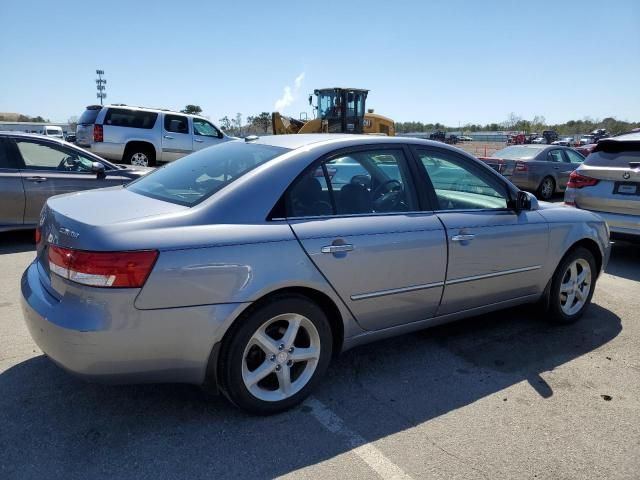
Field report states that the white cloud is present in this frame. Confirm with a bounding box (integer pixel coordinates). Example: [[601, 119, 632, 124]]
[[274, 72, 305, 111]]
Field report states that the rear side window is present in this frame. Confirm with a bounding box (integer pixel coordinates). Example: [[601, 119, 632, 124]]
[[565, 150, 585, 164], [78, 108, 100, 125], [127, 142, 287, 206], [548, 150, 564, 162], [104, 108, 158, 129], [164, 114, 190, 134], [0, 139, 13, 168]]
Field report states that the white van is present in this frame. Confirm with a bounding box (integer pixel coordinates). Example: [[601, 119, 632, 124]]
[[41, 125, 64, 140]]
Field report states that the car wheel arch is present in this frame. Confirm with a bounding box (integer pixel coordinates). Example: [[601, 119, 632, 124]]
[[205, 286, 346, 392], [124, 141, 157, 161]]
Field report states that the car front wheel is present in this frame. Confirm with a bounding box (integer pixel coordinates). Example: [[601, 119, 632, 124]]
[[537, 176, 555, 201], [219, 295, 333, 415], [547, 247, 597, 324]]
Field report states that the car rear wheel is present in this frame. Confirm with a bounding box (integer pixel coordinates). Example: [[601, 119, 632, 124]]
[[537, 176, 555, 200], [124, 146, 156, 167], [219, 295, 332, 415], [547, 247, 597, 324]]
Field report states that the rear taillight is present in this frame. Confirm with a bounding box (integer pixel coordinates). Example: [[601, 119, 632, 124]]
[[48, 246, 158, 288], [515, 161, 528, 172], [35, 227, 41, 244], [93, 124, 103, 142], [567, 171, 599, 189]]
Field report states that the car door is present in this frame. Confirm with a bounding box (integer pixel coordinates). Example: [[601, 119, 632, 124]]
[[161, 113, 193, 161], [561, 149, 586, 190], [0, 137, 26, 228], [547, 148, 570, 187], [413, 147, 549, 316], [13, 138, 125, 224], [287, 146, 447, 331], [192, 118, 225, 151]]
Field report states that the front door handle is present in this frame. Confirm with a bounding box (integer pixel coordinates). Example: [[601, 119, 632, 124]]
[[451, 234, 475, 242], [25, 176, 47, 183], [163, 135, 174, 139], [321, 244, 354, 254], [194, 138, 204, 143]]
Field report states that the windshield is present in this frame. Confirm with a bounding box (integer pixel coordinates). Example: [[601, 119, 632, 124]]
[[127, 141, 287, 206], [492, 146, 544, 160], [318, 91, 339, 119]]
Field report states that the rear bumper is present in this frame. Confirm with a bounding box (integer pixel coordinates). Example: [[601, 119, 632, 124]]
[[21, 261, 247, 384], [575, 209, 640, 238]]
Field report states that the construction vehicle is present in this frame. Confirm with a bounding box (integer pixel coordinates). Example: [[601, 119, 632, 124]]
[[272, 87, 395, 136]]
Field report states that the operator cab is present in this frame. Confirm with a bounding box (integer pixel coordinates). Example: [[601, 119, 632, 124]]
[[313, 88, 368, 134]]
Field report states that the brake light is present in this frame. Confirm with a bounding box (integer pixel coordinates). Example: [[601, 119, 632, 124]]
[[35, 227, 41, 244], [93, 124, 103, 142], [515, 161, 528, 172], [48, 246, 158, 288], [567, 171, 599, 189]]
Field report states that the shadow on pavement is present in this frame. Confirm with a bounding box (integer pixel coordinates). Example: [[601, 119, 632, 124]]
[[0, 301, 620, 479], [0, 230, 36, 255], [606, 241, 640, 282]]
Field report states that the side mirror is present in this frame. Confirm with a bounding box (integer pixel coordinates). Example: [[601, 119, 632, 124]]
[[91, 162, 106, 176], [515, 190, 538, 211]]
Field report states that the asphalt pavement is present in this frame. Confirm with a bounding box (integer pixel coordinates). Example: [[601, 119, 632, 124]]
[[1, 230, 639, 480]]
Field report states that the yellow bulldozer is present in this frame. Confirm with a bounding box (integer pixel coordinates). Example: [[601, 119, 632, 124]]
[[272, 87, 395, 136]]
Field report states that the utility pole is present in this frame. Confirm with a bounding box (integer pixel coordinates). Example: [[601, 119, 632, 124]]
[[96, 69, 107, 105]]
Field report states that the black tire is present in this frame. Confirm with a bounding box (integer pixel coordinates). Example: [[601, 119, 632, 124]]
[[537, 176, 555, 201], [123, 145, 156, 167], [218, 294, 333, 415], [546, 247, 597, 324]]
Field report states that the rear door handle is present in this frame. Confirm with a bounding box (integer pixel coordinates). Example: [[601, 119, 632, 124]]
[[163, 135, 174, 139], [321, 244, 354, 254], [451, 234, 475, 242], [194, 138, 204, 143], [25, 176, 47, 183]]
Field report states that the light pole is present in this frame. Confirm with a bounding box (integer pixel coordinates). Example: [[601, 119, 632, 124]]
[[96, 69, 107, 105]]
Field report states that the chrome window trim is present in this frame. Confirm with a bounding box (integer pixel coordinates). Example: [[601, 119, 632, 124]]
[[446, 265, 541, 285], [279, 210, 438, 222], [351, 281, 445, 301]]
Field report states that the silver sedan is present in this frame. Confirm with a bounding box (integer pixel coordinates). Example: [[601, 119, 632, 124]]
[[21, 135, 610, 414]]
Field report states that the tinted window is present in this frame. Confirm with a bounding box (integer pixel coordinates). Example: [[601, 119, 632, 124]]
[[128, 142, 287, 206], [15, 140, 97, 172], [164, 114, 190, 134], [565, 150, 584, 164], [78, 108, 100, 125], [417, 150, 508, 210], [104, 108, 158, 129], [0, 139, 12, 168], [193, 118, 222, 138], [287, 149, 416, 217]]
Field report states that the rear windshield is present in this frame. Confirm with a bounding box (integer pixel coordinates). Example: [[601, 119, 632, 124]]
[[585, 150, 640, 168], [78, 109, 100, 125], [492, 146, 544, 160], [127, 141, 288, 206]]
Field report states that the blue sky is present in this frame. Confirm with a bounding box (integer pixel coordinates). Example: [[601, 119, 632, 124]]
[[1, 0, 638, 126]]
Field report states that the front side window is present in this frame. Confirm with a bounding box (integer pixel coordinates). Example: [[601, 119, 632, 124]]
[[15, 140, 97, 172], [417, 149, 508, 210], [565, 150, 585, 164], [164, 114, 190, 134], [193, 118, 222, 138], [128, 142, 287, 206], [287, 148, 416, 217]]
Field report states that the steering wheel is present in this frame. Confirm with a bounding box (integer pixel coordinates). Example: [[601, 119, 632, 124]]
[[58, 156, 78, 171], [372, 179, 405, 212]]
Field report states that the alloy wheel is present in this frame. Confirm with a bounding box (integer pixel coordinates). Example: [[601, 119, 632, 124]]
[[241, 313, 320, 402], [559, 258, 592, 316], [541, 178, 554, 199], [131, 152, 149, 167]]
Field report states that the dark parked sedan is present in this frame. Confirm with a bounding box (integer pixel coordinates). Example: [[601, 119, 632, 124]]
[[479, 145, 585, 200], [0, 132, 151, 232]]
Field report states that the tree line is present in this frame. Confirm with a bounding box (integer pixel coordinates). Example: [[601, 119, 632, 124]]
[[395, 114, 640, 136]]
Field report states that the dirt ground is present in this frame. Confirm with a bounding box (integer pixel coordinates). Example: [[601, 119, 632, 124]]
[[454, 141, 506, 157]]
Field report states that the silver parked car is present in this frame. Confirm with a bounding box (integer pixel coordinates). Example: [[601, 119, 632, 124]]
[[0, 132, 151, 232], [22, 135, 609, 414], [479, 145, 585, 200], [565, 132, 640, 241], [75, 104, 233, 167]]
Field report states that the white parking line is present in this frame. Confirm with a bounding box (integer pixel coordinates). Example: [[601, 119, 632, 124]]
[[304, 397, 413, 480]]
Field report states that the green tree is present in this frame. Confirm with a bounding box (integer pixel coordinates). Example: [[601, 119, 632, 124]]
[[218, 116, 232, 131], [180, 104, 203, 115]]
